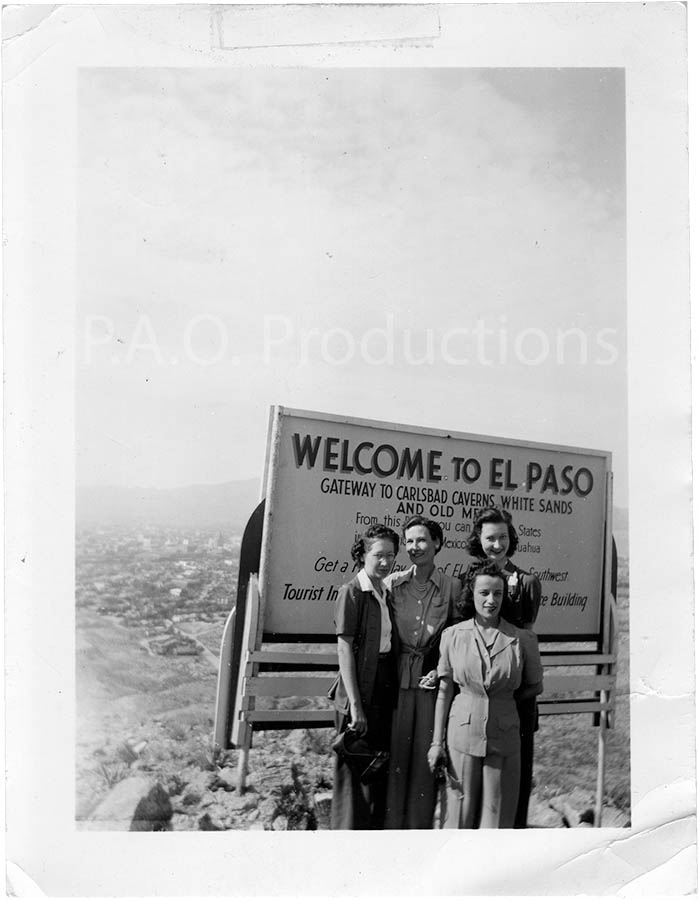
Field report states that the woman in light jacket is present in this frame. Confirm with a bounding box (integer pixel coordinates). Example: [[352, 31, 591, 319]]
[[428, 560, 543, 828], [464, 506, 542, 827]]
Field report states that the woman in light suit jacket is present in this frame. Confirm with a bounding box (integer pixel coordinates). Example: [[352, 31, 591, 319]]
[[428, 560, 543, 828], [464, 506, 542, 827]]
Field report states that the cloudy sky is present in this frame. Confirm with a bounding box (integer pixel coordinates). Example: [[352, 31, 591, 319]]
[[77, 67, 627, 505]]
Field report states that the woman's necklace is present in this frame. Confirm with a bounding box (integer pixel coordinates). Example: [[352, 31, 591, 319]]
[[410, 578, 432, 597]]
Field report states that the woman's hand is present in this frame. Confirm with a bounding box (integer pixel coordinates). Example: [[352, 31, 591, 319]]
[[418, 669, 438, 691], [349, 701, 368, 736], [427, 743, 445, 772]]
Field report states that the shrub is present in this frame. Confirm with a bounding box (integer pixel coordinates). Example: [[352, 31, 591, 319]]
[[98, 761, 129, 789]]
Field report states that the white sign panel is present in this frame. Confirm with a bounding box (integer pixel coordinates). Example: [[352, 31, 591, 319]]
[[261, 407, 611, 640]]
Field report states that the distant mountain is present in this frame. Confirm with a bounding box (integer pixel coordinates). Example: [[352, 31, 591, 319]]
[[76, 479, 261, 529], [76, 482, 630, 556]]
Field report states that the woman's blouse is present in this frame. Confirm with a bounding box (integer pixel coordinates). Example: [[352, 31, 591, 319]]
[[356, 568, 392, 652], [437, 619, 543, 756], [384, 566, 461, 689], [502, 561, 541, 629]]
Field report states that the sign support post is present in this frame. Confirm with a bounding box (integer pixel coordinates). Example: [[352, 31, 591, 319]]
[[593, 469, 617, 826], [231, 574, 264, 794], [213, 500, 266, 753], [595, 692, 608, 827]]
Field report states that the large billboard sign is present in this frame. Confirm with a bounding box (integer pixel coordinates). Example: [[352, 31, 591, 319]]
[[259, 407, 612, 641]]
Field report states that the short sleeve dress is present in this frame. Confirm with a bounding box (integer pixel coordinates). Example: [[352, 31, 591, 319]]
[[383, 566, 460, 829]]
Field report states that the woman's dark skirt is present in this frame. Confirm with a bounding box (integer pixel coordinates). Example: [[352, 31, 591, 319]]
[[331, 656, 396, 830]]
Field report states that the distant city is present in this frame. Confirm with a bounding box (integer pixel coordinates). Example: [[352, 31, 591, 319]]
[[75, 479, 628, 657], [76, 525, 241, 656]]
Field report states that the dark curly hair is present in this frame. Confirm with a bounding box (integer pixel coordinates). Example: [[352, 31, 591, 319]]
[[455, 559, 507, 621], [350, 524, 400, 564], [466, 507, 518, 559], [402, 515, 444, 553]]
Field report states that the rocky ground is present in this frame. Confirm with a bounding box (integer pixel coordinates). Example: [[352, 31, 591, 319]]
[[77, 602, 630, 832], [77, 609, 337, 831], [80, 723, 628, 832]]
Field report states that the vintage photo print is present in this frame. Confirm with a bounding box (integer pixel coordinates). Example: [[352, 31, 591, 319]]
[[4, 3, 693, 896]]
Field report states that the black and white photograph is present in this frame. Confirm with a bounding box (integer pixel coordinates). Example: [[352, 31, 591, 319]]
[[4, 3, 694, 896], [75, 62, 629, 830]]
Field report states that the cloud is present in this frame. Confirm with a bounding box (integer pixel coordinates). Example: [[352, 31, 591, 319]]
[[77, 67, 627, 498]]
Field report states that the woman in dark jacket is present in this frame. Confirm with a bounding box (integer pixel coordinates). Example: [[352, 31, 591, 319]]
[[331, 524, 400, 829]]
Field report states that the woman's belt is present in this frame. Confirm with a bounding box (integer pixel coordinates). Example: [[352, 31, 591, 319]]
[[399, 645, 434, 690]]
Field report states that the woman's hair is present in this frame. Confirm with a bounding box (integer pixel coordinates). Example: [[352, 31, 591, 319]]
[[350, 524, 400, 564], [402, 515, 444, 553], [466, 506, 519, 558], [455, 559, 508, 620]]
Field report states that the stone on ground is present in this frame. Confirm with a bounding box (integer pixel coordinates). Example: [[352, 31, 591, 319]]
[[88, 777, 172, 831]]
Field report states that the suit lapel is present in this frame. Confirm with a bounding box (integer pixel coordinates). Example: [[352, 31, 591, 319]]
[[490, 621, 517, 659]]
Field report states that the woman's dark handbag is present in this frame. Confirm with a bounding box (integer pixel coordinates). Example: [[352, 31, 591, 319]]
[[332, 730, 390, 784], [433, 762, 448, 828]]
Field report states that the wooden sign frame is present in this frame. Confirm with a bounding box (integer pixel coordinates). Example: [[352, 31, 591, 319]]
[[259, 406, 612, 643], [214, 407, 620, 825]]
